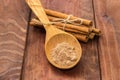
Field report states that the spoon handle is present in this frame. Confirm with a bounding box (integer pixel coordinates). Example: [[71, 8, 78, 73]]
[[26, 0, 50, 29]]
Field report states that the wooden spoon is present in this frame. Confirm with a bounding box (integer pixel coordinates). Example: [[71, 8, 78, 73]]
[[26, 0, 82, 69]]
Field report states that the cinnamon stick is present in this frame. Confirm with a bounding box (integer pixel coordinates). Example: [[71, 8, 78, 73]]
[[31, 20, 86, 35], [48, 16, 92, 33], [30, 18, 91, 33], [47, 16, 101, 35], [30, 19, 89, 35], [92, 28, 101, 34], [70, 33, 89, 42], [45, 9, 92, 26], [30, 19, 89, 42]]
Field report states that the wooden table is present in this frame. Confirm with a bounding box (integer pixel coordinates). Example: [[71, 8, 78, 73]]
[[0, 0, 120, 80]]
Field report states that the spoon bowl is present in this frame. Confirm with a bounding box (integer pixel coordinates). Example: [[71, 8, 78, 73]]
[[45, 27, 82, 69]]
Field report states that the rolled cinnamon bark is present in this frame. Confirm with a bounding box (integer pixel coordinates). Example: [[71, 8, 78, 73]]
[[30, 19, 89, 42], [70, 32, 89, 42], [45, 9, 92, 26], [48, 16, 92, 33], [30, 18, 91, 33], [92, 28, 101, 34]]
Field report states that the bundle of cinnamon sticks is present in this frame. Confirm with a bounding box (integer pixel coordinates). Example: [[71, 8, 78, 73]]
[[30, 9, 101, 42]]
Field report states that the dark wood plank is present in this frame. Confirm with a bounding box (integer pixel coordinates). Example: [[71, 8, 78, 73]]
[[22, 0, 100, 80], [0, 0, 30, 80], [93, 0, 120, 80]]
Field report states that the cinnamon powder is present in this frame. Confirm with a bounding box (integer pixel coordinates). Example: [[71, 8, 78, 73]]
[[50, 42, 78, 66]]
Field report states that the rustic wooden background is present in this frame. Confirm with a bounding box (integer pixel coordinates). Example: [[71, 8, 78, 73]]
[[0, 0, 120, 80]]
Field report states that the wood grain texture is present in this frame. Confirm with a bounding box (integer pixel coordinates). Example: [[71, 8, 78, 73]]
[[0, 0, 29, 80], [22, 0, 100, 80], [93, 0, 120, 80]]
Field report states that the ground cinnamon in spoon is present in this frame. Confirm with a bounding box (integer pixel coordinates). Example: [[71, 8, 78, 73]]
[[50, 42, 78, 67]]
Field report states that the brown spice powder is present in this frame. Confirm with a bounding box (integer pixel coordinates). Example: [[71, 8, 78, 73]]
[[50, 42, 78, 66]]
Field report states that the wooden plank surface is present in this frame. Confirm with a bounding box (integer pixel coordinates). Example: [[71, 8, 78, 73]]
[[22, 0, 100, 80], [93, 0, 120, 80], [0, 0, 30, 80]]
